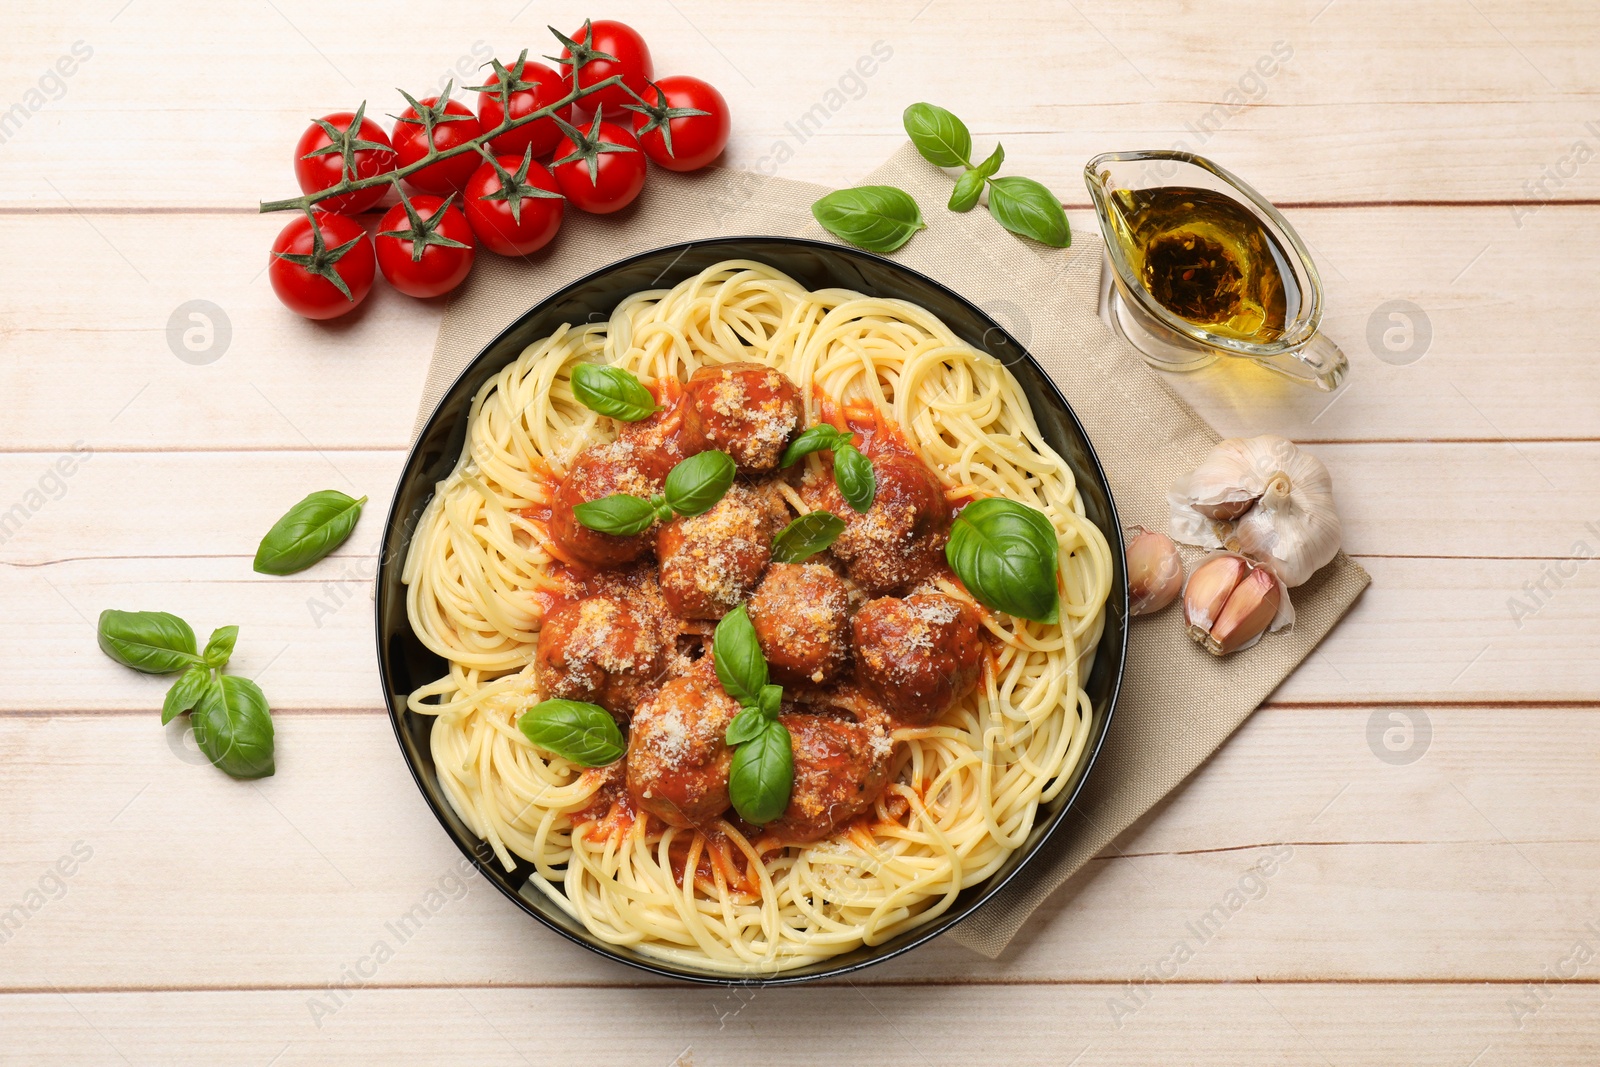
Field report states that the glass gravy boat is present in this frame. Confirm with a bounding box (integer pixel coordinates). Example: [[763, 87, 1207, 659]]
[[1085, 150, 1347, 392]]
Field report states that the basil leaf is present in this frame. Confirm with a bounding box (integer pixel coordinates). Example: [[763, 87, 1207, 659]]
[[712, 604, 767, 706], [946, 497, 1061, 624], [191, 675, 275, 779], [950, 143, 1005, 212], [571, 363, 658, 422], [573, 493, 658, 536], [253, 490, 367, 575], [902, 102, 972, 168], [663, 449, 735, 517], [202, 625, 238, 669], [811, 186, 925, 253], [725, 705, 768, 746], [780, 424, 847, 468], [161, 666, 211, 725], [728, 718, 793, 826], [97, 609, 200, 674], [833, 444, 876, 514], [986, 175, 1071, 248], [771, 511, 846, 564], [757, 684, 782, 719], [517, 699, 625, 767]]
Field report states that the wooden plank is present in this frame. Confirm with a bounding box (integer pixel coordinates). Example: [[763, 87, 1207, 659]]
[[5, 982, 1596, 1066], [2, 445, 1596, 710], [2, 2, 1598, 207], [0, 707, 1594, 991], [1, 206, 1595, 452]]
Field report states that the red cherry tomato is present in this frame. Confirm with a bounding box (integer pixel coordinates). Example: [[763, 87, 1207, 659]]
[[391, 96, 484, 195], [551, 119, 647, 214], [268, 211, 375, 320], [558, 19, 653, 119], [293, 108, 397, 214], [464, 155, 564, 257], [629, 76, 731, 173], [476, 54, 572, 160], [374, 195, 476, 298]]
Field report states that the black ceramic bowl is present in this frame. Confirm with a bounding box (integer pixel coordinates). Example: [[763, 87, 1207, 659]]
[[375, 236, 1128, 986]]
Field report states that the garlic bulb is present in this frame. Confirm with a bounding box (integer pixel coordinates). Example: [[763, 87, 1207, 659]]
[[1169, 435, 1341, 588]]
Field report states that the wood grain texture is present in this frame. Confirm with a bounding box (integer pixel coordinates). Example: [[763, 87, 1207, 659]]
[[2, 0, 1597, 1058]]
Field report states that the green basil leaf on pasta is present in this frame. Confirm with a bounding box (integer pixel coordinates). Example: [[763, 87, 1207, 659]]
[[518, 699, 626, 767], [946, 497, 1061, 624], [97, 609, 201, 674], [191, 674, 276, 779], [161, 666, 211, 726], [725, 705, 768, 746], [712, 604, 767, 706], [573, 493, 659, 536], [757, 683, 782, 719], [571, 363, 658, 422], [728, 718, 793, 826], [202, 625, 238, 670], [902, 102, 972, 168], [833, 444, 876, 514], [771, 511, 846, 564], [811, 186, 925, 253], [780, 424, 847, 468], [253, 490, 367, 575], [663, 449, 735, 517], [985, 175, 1071, 248]]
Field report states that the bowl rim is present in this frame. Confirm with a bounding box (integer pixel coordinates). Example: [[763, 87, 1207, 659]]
[[374, 234, 1128, 986]]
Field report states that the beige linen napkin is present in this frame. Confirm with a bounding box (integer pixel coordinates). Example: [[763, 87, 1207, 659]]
[[413, 143, 1370, 958]]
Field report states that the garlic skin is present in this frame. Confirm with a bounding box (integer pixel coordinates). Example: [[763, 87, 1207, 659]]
[[1126, 529, 1183, 617], [1169, 435, 1342, 588], [1182, 552, 1295, 656]]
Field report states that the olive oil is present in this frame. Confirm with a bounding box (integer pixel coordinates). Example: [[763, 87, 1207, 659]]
[[1106, 186, 1297, 343]]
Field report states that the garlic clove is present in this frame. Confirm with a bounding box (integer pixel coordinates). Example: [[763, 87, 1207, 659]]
[[1193, 495, 1260, 522], [1126, 529, 1184, 617], [1182, 554, 1246, 638], [1205, 566, 1281, 656]]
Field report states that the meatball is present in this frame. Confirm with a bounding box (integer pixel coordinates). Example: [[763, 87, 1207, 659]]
[[747, 562, 852, 686], [681, 362, 804, 472], [549, 439, 671, 568], [615, 391, 702, 470], [852, 593, 983, 725], [657, 485, 781, 619], [625, 670, 740, 828], [767, 711, 894, 843], [802, 452, 949, 595], [535, 594, 669, 719]]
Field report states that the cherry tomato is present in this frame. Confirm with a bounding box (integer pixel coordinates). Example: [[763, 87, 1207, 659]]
[[268, 211, 376, 320], [391, 95, 484, 195], [293, 106, 397, 214], [551, 118, 647, 214], [476, 53, 571, 159], [374, 195, 476, 298], [464, 153, 564, 257], [557, 19, 653, 119], [629, 76, 731, 173]]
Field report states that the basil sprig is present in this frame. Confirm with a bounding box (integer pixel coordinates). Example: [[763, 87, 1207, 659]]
[[574, 449, 736, 535], [571, 363, 659, 422], [518, 699, 626, 767], [810, 186, 925, 253], [945, 498, 1061, 624], [814, 103, 1070, 251], [97, 609, 275, 779], [770, 511, 846, 564], [780, 424, 875, 513], [714, 606, 793, 826], [254, 490, 366, 575]]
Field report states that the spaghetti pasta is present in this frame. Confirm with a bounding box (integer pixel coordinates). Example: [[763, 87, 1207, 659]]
[[401, 260, 1112, 973]]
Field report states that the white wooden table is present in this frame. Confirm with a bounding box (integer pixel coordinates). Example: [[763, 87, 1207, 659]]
[[3, 1, 1596, 1062]]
